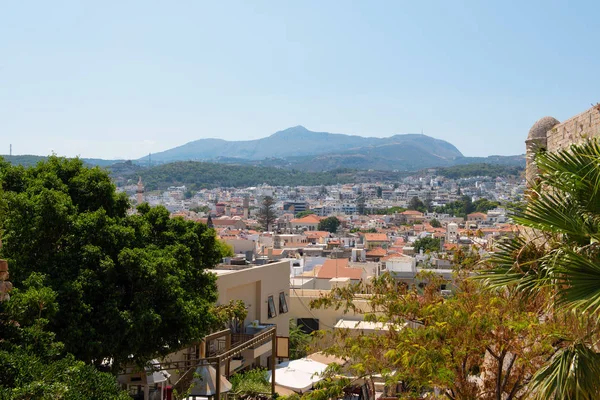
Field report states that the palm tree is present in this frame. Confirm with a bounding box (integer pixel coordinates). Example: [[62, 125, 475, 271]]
[[480, 139, 600, 399]]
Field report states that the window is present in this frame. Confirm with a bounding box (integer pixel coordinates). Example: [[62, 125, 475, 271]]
[[279, 292, 288, 314], [267, 295, 277, 319]]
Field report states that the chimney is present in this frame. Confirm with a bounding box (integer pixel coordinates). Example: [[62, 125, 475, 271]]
[[268, 247, 273, 260]]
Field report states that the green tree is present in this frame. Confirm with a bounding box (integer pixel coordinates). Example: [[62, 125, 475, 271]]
[[296, 210, 316, 218], [0, 273, 130, 399], [229, 368, 271, 400], [480, 139, 600, 399], [0, 156, 221, 370], [190, 205, 211, 214], [216, 239, 235, 258], [376, 186, 383, 198], [356, 194, 366, 215], [318, 216, 340, 233], [472, 198, 500, 213], [289, 320, 313, 359], [411, 236, 441, 253], [429, 218, 441, 228], [257, 196, 276, 231], [408, 196, 425, 212], [435, 195, 476, 218]]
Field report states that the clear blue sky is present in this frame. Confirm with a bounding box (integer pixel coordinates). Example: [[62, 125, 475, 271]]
[[2, 1, 600, 159]]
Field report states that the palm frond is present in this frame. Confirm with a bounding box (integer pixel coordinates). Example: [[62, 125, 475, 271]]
[[530, 344, 600, 400], [553, 249, 600, 314]]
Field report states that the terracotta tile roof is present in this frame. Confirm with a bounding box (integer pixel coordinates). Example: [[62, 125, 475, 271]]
[[388, 246, 404, 253], [364, 233, 388, 242], [317, 258, 363, 280], [290, 215, 322, 224], [401, 210, 424, 216], [259, 248, 284, 256], [305, 231, 330, 239], [366, 247, 387, 257], [467, 212, 487, 218]]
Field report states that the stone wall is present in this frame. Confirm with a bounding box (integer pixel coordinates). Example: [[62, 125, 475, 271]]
[[546, 106, 600, 152], [525, 105, 600, 184]]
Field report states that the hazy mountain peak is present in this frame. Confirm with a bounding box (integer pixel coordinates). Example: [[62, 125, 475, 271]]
[[144, 126, 470, 170]]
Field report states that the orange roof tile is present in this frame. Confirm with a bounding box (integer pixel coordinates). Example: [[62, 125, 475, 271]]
[[290, 215, 322, 224], [317, 258, 363, 280], [401, 210, 424, 216], [366, 247, 387, 257], [364, 233, 388, 242]]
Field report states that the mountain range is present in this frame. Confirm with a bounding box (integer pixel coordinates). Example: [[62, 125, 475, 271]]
[[139, 126, 524, 171]]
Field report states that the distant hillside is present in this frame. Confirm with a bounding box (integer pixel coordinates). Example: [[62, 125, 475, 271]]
[[140, 126, 524, 171], [140, 126, 464, 166], [0, 155, 125, 168]]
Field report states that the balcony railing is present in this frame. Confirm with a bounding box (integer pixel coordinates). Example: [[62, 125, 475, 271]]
[[206, 323, 276, 358]]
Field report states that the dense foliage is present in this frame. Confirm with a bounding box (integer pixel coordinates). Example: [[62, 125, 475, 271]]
[[132, 161, 356, 190], [229, 369, 271, 400], [318, 216, 340, 233], [407, 196, 426, 212], [435, 196, 499, 218], [0, 156, 221, 369], [436, 163, 524, 179], [0, 273, 130, 399], [411, 237, 441, 253]]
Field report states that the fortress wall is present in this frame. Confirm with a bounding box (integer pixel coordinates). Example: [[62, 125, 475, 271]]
[[546, 106, 600, 152]]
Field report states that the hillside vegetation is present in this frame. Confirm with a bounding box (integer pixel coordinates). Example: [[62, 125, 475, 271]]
[[135, 161, 357, 190], [130, 161, 526, 190], [436, 163, 524, 179]]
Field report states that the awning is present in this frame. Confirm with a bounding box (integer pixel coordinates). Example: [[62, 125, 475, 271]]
[[267, 358, 328, 393]]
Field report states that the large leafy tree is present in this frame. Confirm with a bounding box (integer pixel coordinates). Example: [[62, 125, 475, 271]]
[[0, 273, 130, 399], [0, 157, 221, 369], [480, 139, 600, 399], [318, 216, 340, 233], [412, 236, 441, 253]]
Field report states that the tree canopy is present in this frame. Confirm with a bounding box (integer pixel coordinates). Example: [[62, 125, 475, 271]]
[[407, 196, 426, 212], [318, 216, 340, 233], [0, 272, 130, 399], [0, 156, 222, 369], [435, 196, 499, 218], [411, 236, 441, 253]]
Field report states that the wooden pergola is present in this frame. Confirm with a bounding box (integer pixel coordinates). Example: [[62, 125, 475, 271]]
[[137, 326, 278, 400]]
